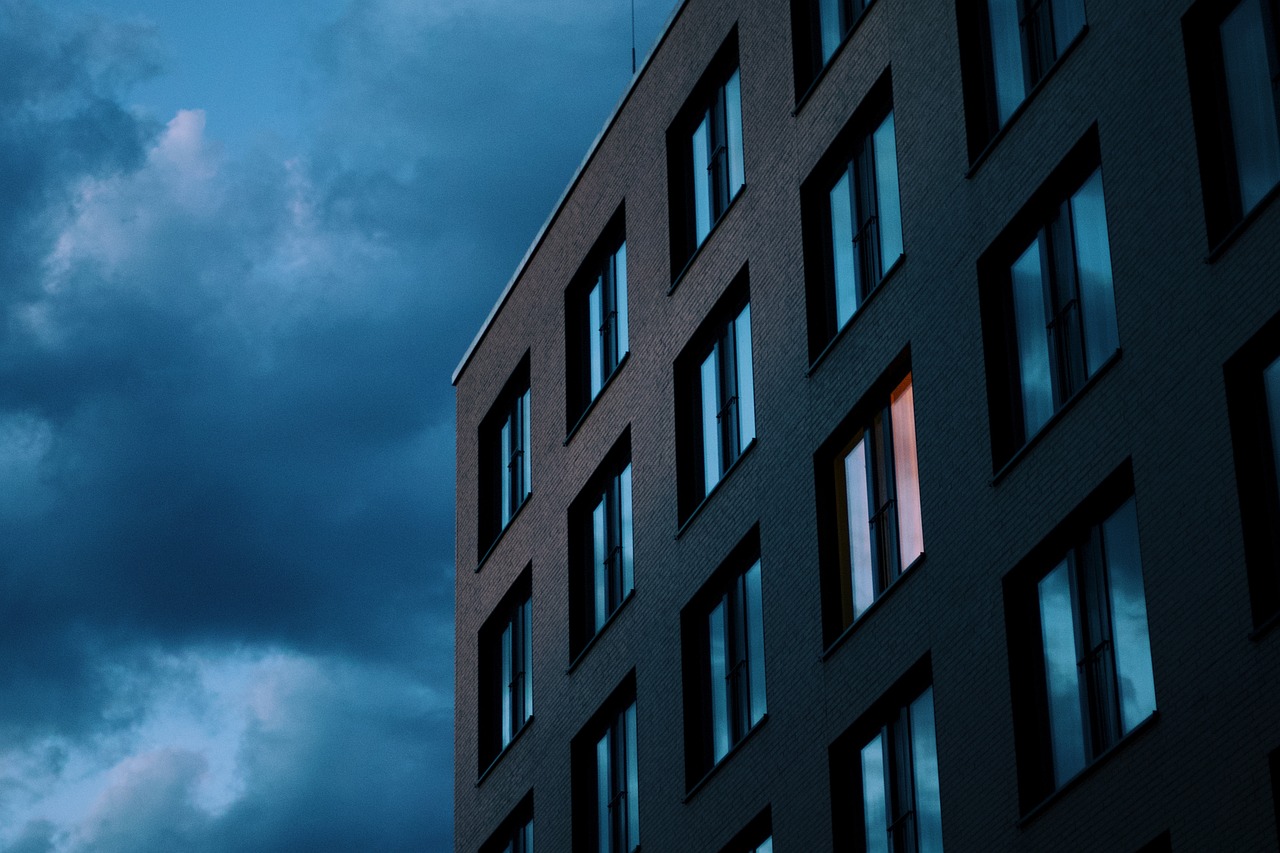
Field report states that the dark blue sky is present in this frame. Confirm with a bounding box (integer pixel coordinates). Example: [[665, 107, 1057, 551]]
[[0, 1, 676, 849]]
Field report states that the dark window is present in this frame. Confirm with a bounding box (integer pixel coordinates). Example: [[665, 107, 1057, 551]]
[[830, 662, 944, 853], [479, 569, 533, 773], [957, 0, 1086, 159], [718, 806, 774, 853], [675, 274, 756, 523], [979, 129, 1119, 469], [791, 0, 874, 97], [682, 530, 767, 786], [1135, 831, 1172, 853], [1004, 468, 1157, 810], [1224, 312, 1280, 628], [1184, 0, 1280, 246], [573, 674, 639, 853], [569, 431, 635, 658], [567, 210, 629, 430], [815, 356, 923, 643], [479, 356, 532, 558], [668, 29, 744, 280], [479, 792, 534, 853], [802, 74, 903, 359]]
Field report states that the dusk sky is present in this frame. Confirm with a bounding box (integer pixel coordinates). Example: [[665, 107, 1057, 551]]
[[0, 1, 678, 848]]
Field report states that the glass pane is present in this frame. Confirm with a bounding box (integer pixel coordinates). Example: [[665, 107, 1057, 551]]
[[701, 349, 723, 494], [1038, 560, 1087, 786], [861, 733, 890, 853], [1265, 356, 1280, 467], [873, 111, 904, 272], [692, 115, 712, 245], [844, 436, 876, 617], [1221, 0, 1280, 213], [596, 731, 612, 853], [593, 498, 608, 631], [521, 599, 533, 720], [1069, 169, 1119, 375], [830, 169, 859, 328], [909, 687, 945, 853], [755, 838, 773, 853], [819, 0, 843, 62], [589, 279, 604, 397], [501, 622, 514, 746], [987, 0, 1026, 124], [620, 464, 634, 598], [734, 305, 756, 447], [616, 242, 629, 358], [890, 374, 924, 569], [1102, 498, 1157, 732], [1051, 0, 1085, 55], [1010, 238, 1055, 438], [520, 390, 532, 503], [625, 702, 640, 850], [726, 70, 745, 200], [500, 417, 513, 527], [708, 599, 731, 762], [744, 559, 768, 725], [523, 820, 533, 853]]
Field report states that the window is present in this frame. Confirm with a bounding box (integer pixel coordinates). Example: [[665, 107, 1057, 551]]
[[816, 359, 923, 643], [802, 75, 903, 358], [682, 530, 767, 786], [675, 276, 756, 522], [790, 0, 875, 97], [668, 29, 744, 279], [479, 356, 532, 558], [718, 807, 774, 853], [479, 792, 534, 853], [569, 431, 635, 658], [478, 570, 533, 773], [979, 129, 1119, 468], [1185, 0, 1280, 245], [957, 0, 1086, 158], [567, 210, 629, 430], [573, 675, 639, 853], [830, 663, 943, 853], [1224, 312, 1280, 628], [1004, 469, 1157, 809]]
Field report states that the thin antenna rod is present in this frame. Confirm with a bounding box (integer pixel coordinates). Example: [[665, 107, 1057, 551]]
[[631, 0, 637, 74]]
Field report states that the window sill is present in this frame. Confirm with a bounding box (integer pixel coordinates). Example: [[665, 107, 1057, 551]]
[[990, 348, 1122, 485], [821, 552, 926, 661], [475, 715, 534, 787], [675, 438, 758, 540], [564, 352, 631, 446], [475, 493, 533, 573], [669, 187, 747, 296], [566, 589, 637, 674], [806, 254, 905, 377], [1016, 710, 1159, 827], [965, 25, 1089, 180], [1205, 180, 1280, 263], [682, 713, 769, 803], [791, 0, 878, 115]]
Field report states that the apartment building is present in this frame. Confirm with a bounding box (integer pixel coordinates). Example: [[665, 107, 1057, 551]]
[[452, 0, 1280, 849]]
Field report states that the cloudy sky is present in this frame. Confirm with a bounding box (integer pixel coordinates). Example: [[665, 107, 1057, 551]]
[[0, 1, 677, 849]]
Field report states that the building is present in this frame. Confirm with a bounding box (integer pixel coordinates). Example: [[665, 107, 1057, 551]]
[[452, 0, 1280, 849]]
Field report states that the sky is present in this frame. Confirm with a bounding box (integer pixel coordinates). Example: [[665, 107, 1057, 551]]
[[0, 0, 678, 849]]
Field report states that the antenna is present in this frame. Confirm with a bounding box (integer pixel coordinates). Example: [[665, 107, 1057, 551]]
[[631, 0, 637, 74]]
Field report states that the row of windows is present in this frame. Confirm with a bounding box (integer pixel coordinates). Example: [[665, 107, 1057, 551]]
[[479, 466, 1171, 851]]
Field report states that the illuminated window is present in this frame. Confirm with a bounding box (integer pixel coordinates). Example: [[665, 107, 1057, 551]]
[[568, 210, 628, 430], [479, 356, 532, 558], [478, 569, 533, 773]]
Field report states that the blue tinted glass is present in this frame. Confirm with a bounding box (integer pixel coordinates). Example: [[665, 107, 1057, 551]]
[[625, 702, 639, 850], [708, 599, 731, 762], [1038, 560, 1087, 786], [1070, 169, 1119, 375], [501, 621, 514, 746], [830, 169, 859, 328], [1221, 0, 1280, 212], [1011, 238, 1054, 437], [987, 0, 1026, 123], [873, 111, 904, 271], [592, 498, 608, 631], [589, 279, 604, 397], [619, 464, 634, 597], [745, 559, 767, 724], [1052, 0, 1085, 55], [909, 687, 944, 853], [819, 0, 843, 62], [861, 733, 889, 853], [596, 731, 611, 853], [1265, 356, 1280, 470], [519, 390, 531, 502], [1102, 498, 1157, 732], [725, 70, 745, 199], [734, 305, 756, 447], [700, 349, 722, 494], [692, 116, 712, 245], [615, 242, 629, 357], [844, 436, 875, 617]]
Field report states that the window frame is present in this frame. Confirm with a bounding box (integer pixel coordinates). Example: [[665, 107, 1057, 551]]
[[790, 0, 876, 102], [566, 206, 629, 434], [478, 791, 534, 853], [478, 567, 534, 775], [572, 673, 640, 853], [801, 72, 904, 362], [667, 27, 745, 284], [479, 355, 533, 561], [978, 127, 1120, 471]]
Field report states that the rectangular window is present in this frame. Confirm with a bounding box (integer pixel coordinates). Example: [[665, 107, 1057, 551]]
[[567, 210, 629, 430], [573, 674, 640, 853], [1184, 0, 1280, 246], [569, 432, 635, 659], [478, 570, 533, 773], [957, 0, 1086, 159], [668, 29, 744, 280], [818, 364, 923, 642], [1224, 313, 1280, 628], [790, 0, 873, 97], [1004, 469, 1157, 809], [802, 74, 902, 359], [676, 275, 756, 523], [682, 530, 767, 787], [479, 792, 534, 853], [479, 356, 532, 558], [979, 129, 1119, 468]]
